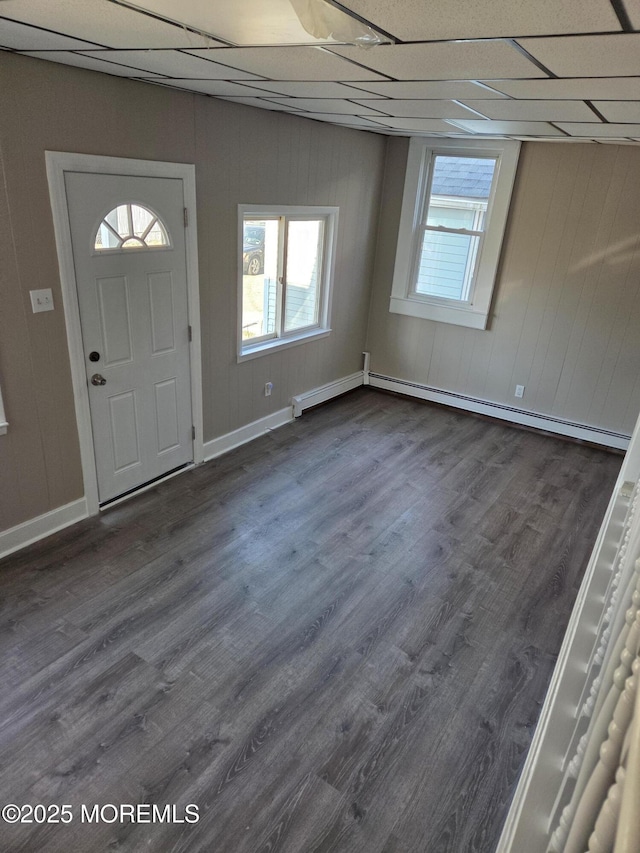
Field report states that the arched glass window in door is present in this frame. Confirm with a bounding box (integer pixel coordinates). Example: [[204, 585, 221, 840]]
[[94, 203, 170, 251]]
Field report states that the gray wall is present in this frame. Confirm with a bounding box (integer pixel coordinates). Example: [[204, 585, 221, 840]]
[[0, 51, 385, 533], [367, 138, 640, 436]]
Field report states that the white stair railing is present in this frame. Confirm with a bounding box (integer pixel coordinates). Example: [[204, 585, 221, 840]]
[[497, 409, 640, 853]]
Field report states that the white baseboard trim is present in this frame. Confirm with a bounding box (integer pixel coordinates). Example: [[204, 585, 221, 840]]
[[0, 497, 88, 561], [292, 371, 364, 417], [369, 373, 630, 450], [203, 407, 294, 462]]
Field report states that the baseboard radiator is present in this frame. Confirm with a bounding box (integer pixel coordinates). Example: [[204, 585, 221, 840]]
[[497, 412, 640, 852]]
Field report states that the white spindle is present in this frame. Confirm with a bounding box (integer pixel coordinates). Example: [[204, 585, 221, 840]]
[[588, 765, 625, 853], [563, 659, 639, 853], [613, 660, 640, 852]]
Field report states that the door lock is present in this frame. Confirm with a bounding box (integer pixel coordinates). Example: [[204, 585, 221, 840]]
[[89, 351, 101, 362], [90, 374, 107, 386]]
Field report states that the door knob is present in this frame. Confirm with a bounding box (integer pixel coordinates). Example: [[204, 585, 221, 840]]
[[90, 373, 107, 386]]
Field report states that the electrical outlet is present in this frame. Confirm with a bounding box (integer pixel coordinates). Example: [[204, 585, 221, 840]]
[[515, 384, 525, 398], [30, 288, 54, 313], [265, 382, 273, 397]]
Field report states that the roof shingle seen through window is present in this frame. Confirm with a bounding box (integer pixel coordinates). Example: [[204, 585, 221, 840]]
[[431, 157, 495, 199]]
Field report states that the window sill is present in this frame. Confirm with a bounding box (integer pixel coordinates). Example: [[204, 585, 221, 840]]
[[389, 296, 489, 330], [238, 327, 332, 362]]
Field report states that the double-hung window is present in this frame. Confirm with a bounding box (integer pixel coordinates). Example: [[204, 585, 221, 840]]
[[390, 138, 520, 329], [238, 205, 338, 360]]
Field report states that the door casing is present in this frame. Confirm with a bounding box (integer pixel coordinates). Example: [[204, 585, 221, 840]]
[[46, 152, 203, 516]]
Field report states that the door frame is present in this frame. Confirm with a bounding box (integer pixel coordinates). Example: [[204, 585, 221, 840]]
[[46, 151, 203, 516]]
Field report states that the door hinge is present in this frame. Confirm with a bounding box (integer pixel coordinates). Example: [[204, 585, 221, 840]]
[[188, 324, 192, 342], [192, 425, 196, 440], [184, 207, 189, 228]]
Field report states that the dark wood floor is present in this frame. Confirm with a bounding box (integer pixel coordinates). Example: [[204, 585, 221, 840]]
[[0, 389, 621, 853]]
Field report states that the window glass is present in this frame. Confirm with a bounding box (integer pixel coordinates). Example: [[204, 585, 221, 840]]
[[239, 207, 337, 358], [241, 218, 278, 342], [284, 220, 323, 333], [95, 203, 169, 251], [416, 155, 496, 302]]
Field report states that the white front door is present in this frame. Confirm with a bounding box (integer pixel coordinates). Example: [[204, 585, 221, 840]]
[[65, 172, 193, 504]]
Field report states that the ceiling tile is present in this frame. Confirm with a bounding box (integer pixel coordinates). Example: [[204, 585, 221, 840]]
[[302, 113, 394, 127], [591, 101, 640, 122], [484, 77, 640, 100], [514, 136, 595, 143], [351, 99, 484, 119], [459, 99, 596, 121], [121, 0, 382, 46], [0, 19, 100, 50], [216, 96, 306, 112], [446, 119, 565, 135], [346, 80, 508, 99], [336, 0, 621, 40], [361, 117, 464, 132], [517, 34, 640, 77], [186, 46, 386, 80], [263, 98, 388, 115], [79, 49, 261, 79], [146, 79, 282, 97], [242, 80, 385, 98], [22, 50, 167, 77], [329, 41, 547, 81], [0, 0, 223, 49], [555, 121, 640, 136]]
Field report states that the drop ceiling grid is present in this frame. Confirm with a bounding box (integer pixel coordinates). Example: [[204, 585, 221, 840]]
[[1, 0, 640, 142]]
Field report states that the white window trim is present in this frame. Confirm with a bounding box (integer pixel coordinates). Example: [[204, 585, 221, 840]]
[[237, 204, 338, 362], [390, 138, 520, 330]]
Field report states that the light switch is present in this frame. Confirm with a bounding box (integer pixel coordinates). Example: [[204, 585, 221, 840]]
[[30, 289, 54, 313]]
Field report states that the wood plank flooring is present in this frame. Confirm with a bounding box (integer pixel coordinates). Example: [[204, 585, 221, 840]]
[[0, 389, 621, 853]]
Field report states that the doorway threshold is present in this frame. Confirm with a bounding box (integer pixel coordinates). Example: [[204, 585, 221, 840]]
[[99, 462, 194, 511]]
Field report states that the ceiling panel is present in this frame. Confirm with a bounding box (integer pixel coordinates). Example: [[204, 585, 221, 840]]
[[186, 46, 386, 80], [22, 50, 168, 77], [346, 81, 508, 99], [517, 34, 640, 78], [301, 113, 394, 127], [362, 117, 466, 132], [0, 0, 223, 49], [446, 119, 565, 135], [555, 122, 640, 136], [263, 98, 388, 115], [245, 80, 384, 98], [589, 101, 640, 122], [216, 96, 306, 112], [337, 0, 621, 40], [329, 41, 548, 81], [459, 99, 597, 121], [514, 136, 595, 143], [147, 79, 283, 97], [484, 77, 640, 100], [351, 99, 485, 119], [0, 19, 101, 50], [119, 0, 387, 46], [79, 49, 261, 79]]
